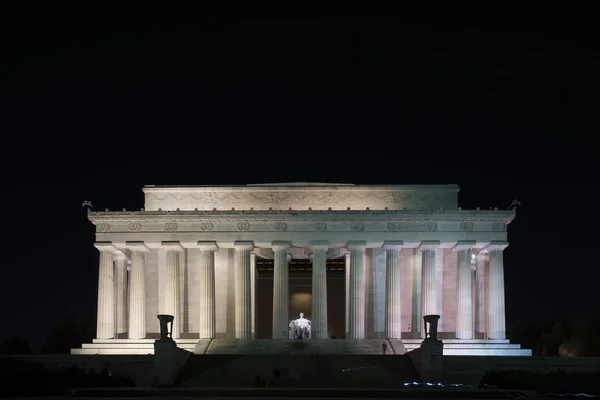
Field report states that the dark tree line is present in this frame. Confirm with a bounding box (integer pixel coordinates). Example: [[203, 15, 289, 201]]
[[0, 316, 94, 355], [509, 315, 600, 357]]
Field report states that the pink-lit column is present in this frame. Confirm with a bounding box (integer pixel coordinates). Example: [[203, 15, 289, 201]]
[[197, 241, 218, 339], [383, 241, 403, 339], [347, 241, 366, 339], [455, 241, 476, 339], [114, 251, 128, 336], [126, 241, 149, 339], [234, 241, 254, 339], [419, 241, 440, 338], [311, 241, 329, 339], [487, 241, 508, 340], [162, 241, 184, 339], [95, 242, 117, 339], [345, 252, 350, 337], [475, 252, 488, 336], [272, 241, 290, 339]]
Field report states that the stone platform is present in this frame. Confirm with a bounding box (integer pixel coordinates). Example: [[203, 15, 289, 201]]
[[72, 338, 530, 356]]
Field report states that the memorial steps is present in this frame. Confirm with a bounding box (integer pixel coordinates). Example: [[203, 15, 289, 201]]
[[71, 338, 531, 356]]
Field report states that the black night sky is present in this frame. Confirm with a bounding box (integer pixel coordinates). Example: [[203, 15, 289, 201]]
[[2, 7, 598, 351]]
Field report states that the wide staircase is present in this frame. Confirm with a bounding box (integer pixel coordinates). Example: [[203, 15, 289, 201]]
[[403, 339, 532, 356], [202, 339, 403, 355], [176, 340, 418, 388]]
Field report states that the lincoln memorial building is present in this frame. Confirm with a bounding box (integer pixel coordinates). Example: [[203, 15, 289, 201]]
[[72, 183, 531, 356]]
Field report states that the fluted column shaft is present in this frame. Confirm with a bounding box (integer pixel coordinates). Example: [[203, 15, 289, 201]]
[[311, 242, 329, 339], [96, 245, 115, 339], [250, 252, 256, 339], [348, 241, 366, 339], [455, 243, 475, 339], [345, 252, 350, 337], [420, 241, 439, 338], [384, 242, 403, 338], [128, 244, 148, 339], [115, 253, 128, 335], [488, 244, 507, 339], [475, 254, 487, 334], [198, 242, 217, 339], [234, 241, 253, 339], [162, 243, 183, 339], [272, 241, 290, 339]]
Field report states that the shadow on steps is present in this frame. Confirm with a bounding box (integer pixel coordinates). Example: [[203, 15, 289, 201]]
[[176, 354, 420, 388]]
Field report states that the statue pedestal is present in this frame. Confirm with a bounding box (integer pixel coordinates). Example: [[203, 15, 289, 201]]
[[153, 339, 177, 387], [408, 338, 444, 384]]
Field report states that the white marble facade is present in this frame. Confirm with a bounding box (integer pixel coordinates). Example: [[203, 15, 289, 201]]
[[88, 183, 513, 345]]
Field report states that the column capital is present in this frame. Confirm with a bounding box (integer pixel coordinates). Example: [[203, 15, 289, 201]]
[[161, 241, 185, 252], [197, 241, 219, 251], [454, 240, 477, 251], [382, 240, 404, 250], [310, 240, 329, 251], [234, 240, 254, 250], [346, 240, 367, 250], [124, 241, 150, 252], [95, 241, 117, 252], [485, 241, 509, 252], [271, 241, 291, 251], [418, 240, 440, 251]]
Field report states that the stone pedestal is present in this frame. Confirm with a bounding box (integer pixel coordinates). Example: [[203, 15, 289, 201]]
[[153, 339, 177, 387], [409, 338, 444, 384]]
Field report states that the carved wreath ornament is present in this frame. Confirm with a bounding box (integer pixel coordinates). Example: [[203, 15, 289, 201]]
[[128, 222, 141, 232], [350, 222, 364, 232], [164, 222, 178, 232], [313, 222, 327, 231], [200, 222, 214, 231], [460, 222, 474, 232], [274, 222, 288, 232], [96, 223, 110, 232], [237, 222, 250, 231], [492, 222, 507, 232]]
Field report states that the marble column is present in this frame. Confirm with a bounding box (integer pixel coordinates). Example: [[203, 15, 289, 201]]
[[311, 241, 329, 339], [197, 241, 218, 339], [475, 252, 487, 335], [95, 242, 116, 339], [115, 251, 128, 335], [161, 241, 183, 339], [127, 241, 149, 339], [455, 241, 476, 339], [419, 241, 440, 338], [272, 241, 290, 339], [250, 251, 256, 339], [234, 241, 253, 339], [345, 252, 350, 337], [487, 241, 508, 340], [383, 241, 403, 339], [347, 241, 366, 339]]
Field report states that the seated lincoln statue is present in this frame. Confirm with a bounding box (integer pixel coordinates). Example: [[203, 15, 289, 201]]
[[289, 312, 312, 339]]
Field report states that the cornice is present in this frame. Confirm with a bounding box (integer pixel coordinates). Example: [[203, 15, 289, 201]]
[[89, 209, 515, 223], [89, 210, 514, 234]]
